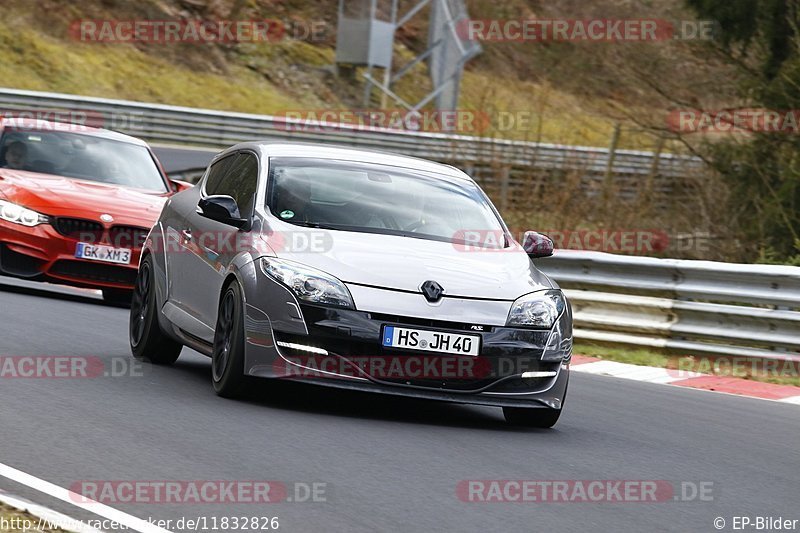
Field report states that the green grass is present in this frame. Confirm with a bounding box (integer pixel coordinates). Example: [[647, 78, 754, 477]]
[[574, 343, 800, 387], [0, 12, 667, 150], [0, 22, 297, 112], [575, 343, 672, 367]]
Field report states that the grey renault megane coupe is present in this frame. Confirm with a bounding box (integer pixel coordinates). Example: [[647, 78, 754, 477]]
[[129, 143, 572, 427]]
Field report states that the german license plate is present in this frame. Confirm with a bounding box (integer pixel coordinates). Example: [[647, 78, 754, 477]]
[[382, 326, 480, 356], [75, 242, 132, 265]]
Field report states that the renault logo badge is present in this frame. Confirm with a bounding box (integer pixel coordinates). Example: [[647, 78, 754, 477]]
[[421, 280, 444, 303]]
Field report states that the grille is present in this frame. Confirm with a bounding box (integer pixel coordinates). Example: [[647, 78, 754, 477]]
[[369, 312, 494, 332], [53, 218, 103, 241], [50, 260, 137, 286], [52, 218, 148, 248]]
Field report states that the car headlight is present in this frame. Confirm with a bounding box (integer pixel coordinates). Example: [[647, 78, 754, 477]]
[[260, 257, 354, 309], [0, 199, 48, 227], [507, 289, 566, 329], [541, 308, 573, 362]]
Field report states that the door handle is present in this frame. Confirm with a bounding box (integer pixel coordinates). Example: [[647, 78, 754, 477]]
[[181, 229, 192, 242]]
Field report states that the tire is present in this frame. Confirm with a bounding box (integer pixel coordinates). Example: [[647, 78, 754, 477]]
[[103, 288, 133, 307], [129, 255, 182, 365], [211, 281, 248, 398], [503, 407, 562, 428]]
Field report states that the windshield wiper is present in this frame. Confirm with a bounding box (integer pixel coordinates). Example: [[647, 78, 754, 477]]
[[290, 221, 347, 230]]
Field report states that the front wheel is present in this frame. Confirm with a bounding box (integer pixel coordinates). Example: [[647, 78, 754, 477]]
[[129, 255, 182, 365], [211, 281, 248, 398], [503, 407, 562, 428]]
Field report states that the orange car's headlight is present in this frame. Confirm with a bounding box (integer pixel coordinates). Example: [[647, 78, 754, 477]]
[[0, 199, 49, 227]]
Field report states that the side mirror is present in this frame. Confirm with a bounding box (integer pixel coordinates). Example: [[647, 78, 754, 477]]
[[197, 195, 249, 229], [522, 231, 554, 258]]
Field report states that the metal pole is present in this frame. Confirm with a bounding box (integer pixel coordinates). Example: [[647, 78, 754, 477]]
[[603, 123, 621, 202], [379, 0, 398, 109]]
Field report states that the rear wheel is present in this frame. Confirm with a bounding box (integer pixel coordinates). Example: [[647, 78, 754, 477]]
[[503, 407, 562, 428], [103, 288, 133, 307], [211, 281, 248, 398], [129, 255, 182, 365]]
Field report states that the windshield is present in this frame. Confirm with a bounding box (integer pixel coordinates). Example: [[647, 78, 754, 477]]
[[0, 129, 168, 192], [266, 157, 507, 246]]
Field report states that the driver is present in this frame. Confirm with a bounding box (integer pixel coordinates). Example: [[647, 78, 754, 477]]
[[2, 142, 28, 170]]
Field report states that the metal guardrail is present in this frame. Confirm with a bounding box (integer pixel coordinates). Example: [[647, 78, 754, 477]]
[[539, 251, 800, 361], [0, 88, 703, 181]]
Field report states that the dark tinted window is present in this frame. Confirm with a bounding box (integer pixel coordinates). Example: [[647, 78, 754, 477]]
[[204, 155, 236, 196], [211, 152, 259, 218]]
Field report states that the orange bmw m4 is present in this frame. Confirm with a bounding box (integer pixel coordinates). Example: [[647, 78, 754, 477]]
[[0, 119, 190, 304]]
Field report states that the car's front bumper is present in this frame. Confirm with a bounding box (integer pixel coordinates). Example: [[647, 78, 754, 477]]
[[0, 219, 142, 290], [243, 301, 571, 410]]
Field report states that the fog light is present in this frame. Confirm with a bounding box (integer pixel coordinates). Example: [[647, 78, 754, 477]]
[[521, 371, 557, 379], [275, 341, 328, 356]]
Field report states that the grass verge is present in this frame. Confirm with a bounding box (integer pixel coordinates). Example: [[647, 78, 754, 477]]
[[0, 502, 68, 533], [575, 343, 800, 388]]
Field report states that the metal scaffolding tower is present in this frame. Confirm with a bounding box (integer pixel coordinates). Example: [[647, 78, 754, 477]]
[[335, 0, 481, 118]]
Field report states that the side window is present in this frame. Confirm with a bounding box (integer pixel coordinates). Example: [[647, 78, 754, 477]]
[[214, 152, 259, 218], [204, 155, 236, 196]]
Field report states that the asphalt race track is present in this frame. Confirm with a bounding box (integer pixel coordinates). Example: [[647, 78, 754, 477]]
[[1, 146, 798, 532]]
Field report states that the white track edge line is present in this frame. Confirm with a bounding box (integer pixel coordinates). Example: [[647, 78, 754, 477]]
[[0, 462, 172, 533]]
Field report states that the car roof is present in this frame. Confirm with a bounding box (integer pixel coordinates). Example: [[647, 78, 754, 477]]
[[217, 142, 471, 181], [0, 118, 150, 147]]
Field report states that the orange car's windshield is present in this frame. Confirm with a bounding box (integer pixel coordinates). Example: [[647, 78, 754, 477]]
[[0, 129, 168, 192]]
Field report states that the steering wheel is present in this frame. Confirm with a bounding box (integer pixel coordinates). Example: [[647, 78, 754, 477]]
[[377, 213, 401, 230]]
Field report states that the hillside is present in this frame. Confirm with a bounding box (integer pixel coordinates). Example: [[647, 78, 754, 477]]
[[0, 0, 730, 151]]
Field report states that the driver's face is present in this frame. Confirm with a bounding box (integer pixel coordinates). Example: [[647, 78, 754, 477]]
[[5, 146, 26, 169]]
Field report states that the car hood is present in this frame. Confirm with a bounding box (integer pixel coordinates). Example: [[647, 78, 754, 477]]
[[0, 168, 167, 225], [262, 224, 554, 301]]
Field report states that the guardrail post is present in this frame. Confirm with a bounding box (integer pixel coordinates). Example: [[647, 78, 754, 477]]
[[603, 123, 621, 202], [643, 135, 666, 200]]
